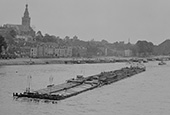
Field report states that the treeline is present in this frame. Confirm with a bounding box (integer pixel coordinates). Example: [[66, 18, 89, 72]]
[[35, 31, 157, 57], [1, 30, 170, 57]]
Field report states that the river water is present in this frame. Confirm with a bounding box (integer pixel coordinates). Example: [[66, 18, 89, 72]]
[[0, 61, 170, 115]]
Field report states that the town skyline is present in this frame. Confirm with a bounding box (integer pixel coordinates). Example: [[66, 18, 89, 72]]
[[1, 0, 170, 45]]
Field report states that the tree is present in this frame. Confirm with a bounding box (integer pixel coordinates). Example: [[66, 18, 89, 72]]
[[73, 35, 78, 40], [136, 40, 154, 56], [4, 29, 16, 45], [86, 43, 100, 56], [101, 39, 108, 45], [35, 31, 43, 42], [37, 31, 43, 37], [43, 34, 55, 42], [65, 36, 70, 40], [0, 35, 7, 54], [9, 29, 17, 38]]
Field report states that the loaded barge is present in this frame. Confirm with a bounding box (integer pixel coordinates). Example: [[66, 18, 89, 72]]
[[13, 65, 146, 101]]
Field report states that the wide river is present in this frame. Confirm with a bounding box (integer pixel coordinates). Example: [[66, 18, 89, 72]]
[[0, 61, 170, 115]]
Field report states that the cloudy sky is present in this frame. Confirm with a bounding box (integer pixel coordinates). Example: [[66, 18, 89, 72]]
[[1, 0, 170, 45]]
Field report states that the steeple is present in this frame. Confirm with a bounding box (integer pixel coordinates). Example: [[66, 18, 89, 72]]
[[24, 4, 29, 17], [22, 4, 31, 27]]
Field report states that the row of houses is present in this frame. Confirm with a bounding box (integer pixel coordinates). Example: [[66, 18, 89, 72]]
[[30, 43, 72, 58]]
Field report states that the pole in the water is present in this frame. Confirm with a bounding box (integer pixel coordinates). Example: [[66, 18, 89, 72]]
[[26, 75, 32, 92], [48, 76, 54, 94], [49, 75, 53, 85]]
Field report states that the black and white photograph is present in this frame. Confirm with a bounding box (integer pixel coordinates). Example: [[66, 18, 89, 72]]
[[0, 0, 170, 115]]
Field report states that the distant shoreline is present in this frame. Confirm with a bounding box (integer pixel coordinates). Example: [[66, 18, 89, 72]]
[[0, 57, 123, 66], [0, 56, 169, 66], [0, 58, 67, 66]]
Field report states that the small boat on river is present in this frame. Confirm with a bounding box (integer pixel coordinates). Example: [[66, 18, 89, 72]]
[[158, 60, 166, 65]]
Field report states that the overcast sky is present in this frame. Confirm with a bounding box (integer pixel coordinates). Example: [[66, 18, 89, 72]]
[[1, 0, 170, 45]]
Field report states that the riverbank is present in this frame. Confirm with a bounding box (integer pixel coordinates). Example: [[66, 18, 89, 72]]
[[0, 58, 69, 66], [0, 57, 127, 66], [0, 56, 169, 66]]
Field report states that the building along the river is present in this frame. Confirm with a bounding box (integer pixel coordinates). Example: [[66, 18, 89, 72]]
[[30, 43, 72, 58]]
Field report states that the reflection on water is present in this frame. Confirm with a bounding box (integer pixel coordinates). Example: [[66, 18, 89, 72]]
[[0, 62, 170, 115]]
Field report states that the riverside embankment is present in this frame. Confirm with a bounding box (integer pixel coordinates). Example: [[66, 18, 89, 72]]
[[0, 56, 169, 66], [0, 57, 126, 66], [0, 58, 66, 66]]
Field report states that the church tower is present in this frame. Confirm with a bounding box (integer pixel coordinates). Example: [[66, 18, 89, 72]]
[[22, 4, 31, 27]]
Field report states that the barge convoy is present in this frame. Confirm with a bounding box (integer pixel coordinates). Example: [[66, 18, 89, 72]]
[[13, 65, 146, 102]]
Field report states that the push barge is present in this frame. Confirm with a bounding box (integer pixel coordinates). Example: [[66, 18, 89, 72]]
[[13, 65, 146, 102]]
